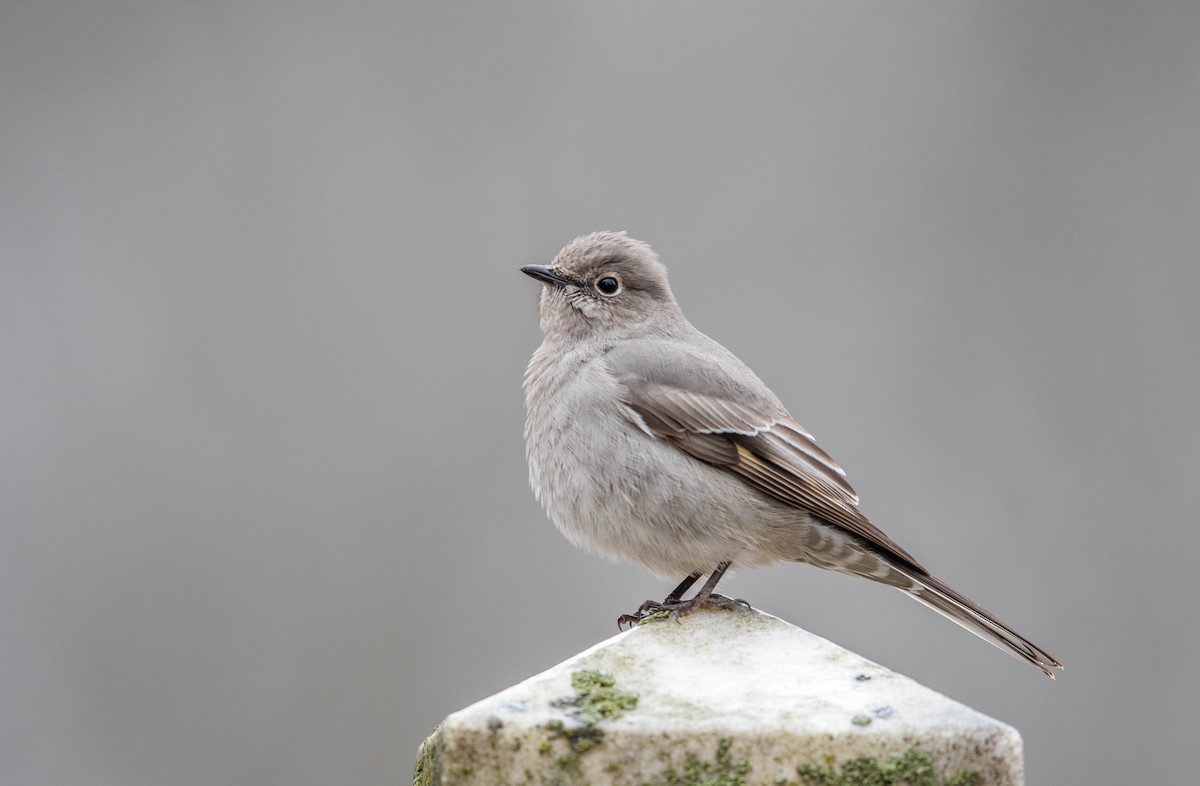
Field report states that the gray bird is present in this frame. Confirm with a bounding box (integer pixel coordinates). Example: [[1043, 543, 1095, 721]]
[[522, 231, 1062, 677]]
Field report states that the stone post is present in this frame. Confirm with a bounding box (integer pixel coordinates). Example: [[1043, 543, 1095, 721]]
[[414, 608, 1024, 785]]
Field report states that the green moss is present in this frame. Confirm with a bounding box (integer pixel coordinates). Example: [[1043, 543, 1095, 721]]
[[643, 738, 750, 786], [637, 610, 672, 625], [535, 671, 641, 772], [544, 718, 606, 756], [412, 723, 443, 786], [943, 772, 982, 786], [796, 748, 982, 786], [570, 669, 639, 722]]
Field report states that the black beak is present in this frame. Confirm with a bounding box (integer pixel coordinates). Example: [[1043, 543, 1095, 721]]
[[521, 265, 575, 287]]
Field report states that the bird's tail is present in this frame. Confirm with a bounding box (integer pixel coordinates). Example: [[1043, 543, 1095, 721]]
[[890, 563, 1063, 678]]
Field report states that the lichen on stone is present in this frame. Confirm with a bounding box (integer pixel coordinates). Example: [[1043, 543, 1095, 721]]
[[569, 669, 639, 722], [795, 748, 983, 786], [535, 670, 641, 771], [637, 609, 673, 625], [645, 737, 750, 786], [544, 718, 605, 756], [412, 723, 443, 786], [943, 771, 984, 786]]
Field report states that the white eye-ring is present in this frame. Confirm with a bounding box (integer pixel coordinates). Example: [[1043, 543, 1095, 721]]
[[595, 274, 622, 296]]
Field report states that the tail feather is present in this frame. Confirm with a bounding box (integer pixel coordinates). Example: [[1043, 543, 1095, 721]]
[[892, 563, 1063, 678]]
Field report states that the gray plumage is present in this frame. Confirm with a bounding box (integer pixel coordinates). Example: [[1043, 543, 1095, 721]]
[[522, 231, 1062, 678]]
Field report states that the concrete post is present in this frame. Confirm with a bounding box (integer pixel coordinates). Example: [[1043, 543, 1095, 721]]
[[414, 608, 1024, 785]]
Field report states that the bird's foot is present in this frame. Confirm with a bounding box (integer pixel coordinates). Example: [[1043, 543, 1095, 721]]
[[705, 593, 752, 612], [616, 593, 751, 630]]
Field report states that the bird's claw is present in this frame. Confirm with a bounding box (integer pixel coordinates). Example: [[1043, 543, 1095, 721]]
[[616, 593, 751, 630], [706, 593, 751, 611], [638, 599, 668, 615], [616, 613, 644, 630], [616, 601, 669, 630]]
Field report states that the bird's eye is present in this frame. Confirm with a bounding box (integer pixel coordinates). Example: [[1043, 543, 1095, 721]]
[[596, 275, 621, 296]]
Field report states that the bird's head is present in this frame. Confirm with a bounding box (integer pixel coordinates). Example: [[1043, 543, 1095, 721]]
[[521, 231, 681, 341]]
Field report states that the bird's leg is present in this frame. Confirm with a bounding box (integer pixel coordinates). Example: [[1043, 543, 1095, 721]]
[[617, 562, 748, 629], [618, 572, 701, 629], [661, 572, 702, 605], [665, 560, 732, 614]]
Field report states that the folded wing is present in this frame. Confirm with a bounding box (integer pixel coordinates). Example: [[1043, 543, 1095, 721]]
[[618, 376, 926, 572]]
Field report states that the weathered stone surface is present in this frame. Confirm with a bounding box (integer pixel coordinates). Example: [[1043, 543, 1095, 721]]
[[415, 607, 1023, 785]]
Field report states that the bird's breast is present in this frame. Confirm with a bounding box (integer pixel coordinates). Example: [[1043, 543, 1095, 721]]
[[523, 343, 795, 577]]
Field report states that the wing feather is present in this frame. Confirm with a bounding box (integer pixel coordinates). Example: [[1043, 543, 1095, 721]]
[[618, 377, 925, 571]]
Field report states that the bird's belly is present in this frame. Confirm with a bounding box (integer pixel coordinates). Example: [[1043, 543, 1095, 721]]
[[531, 414, 799, 579]]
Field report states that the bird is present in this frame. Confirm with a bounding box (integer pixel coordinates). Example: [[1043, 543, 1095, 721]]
[[521, 231, 1062, 677]]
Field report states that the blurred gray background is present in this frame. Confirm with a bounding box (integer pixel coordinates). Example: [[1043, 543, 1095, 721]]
[[2, 2, 1197, 784]]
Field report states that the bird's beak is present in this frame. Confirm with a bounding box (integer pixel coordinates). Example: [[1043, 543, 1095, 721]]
[[521, 265, 575, 287]]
